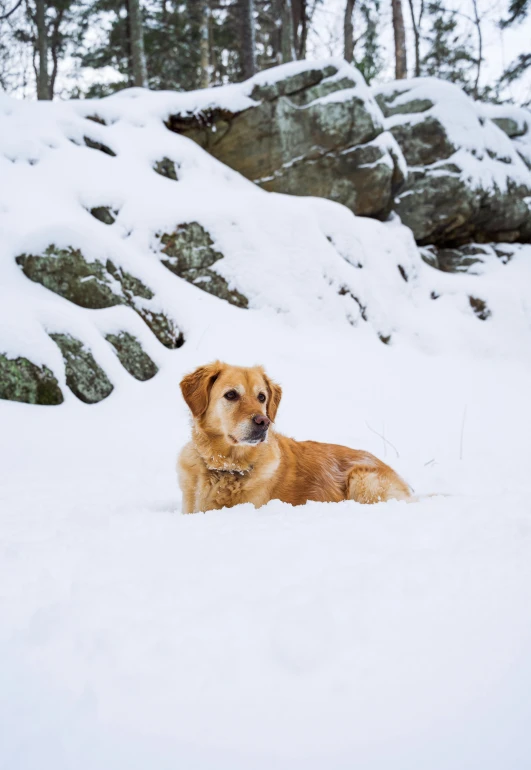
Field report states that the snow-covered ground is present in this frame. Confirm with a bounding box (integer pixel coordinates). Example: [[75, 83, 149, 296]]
[[2, 67, 531, 768], [2, 323, 531, 769]]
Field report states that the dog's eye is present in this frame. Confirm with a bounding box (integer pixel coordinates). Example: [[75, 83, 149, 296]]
[[224, 390, 239, 401], [257, 393, 266, 403]]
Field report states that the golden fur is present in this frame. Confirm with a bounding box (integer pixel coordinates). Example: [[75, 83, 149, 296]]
[[178, 362, 412, 513]]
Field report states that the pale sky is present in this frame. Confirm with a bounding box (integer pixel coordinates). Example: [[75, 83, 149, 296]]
[[5, 0, 531, 104], [307, 0, 531, 104]]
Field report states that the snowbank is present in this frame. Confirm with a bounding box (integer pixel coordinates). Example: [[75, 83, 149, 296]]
[[2, 67, 531, 770], [373, 78, 531, 244], [1, 81, 531, 406]]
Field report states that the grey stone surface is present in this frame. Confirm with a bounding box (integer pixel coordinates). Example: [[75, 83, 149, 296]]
[[160, 222, 248, 308], [165, 63, 405, 220], [106, 332, 158, 381], [154, 157, 178, 180], [0, 353, 63, 405], [16, 245, 183, 349], [49, 334, 114, 403], [90, 206, 116, 225], [374, 80, 531, 245]]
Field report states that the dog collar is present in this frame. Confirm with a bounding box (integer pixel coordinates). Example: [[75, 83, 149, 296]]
[[206, 463, 254, 476]]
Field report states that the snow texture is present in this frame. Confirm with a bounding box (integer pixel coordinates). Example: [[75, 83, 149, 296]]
[[1, 66, 531, 769], [374, 77, 531, 193]]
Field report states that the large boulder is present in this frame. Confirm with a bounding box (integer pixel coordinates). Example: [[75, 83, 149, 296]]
[[373, 79, 531, 245], [165, 62, 405, 220]]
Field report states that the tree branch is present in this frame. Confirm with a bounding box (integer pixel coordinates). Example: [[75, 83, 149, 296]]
[[0, 0, 23, 21]]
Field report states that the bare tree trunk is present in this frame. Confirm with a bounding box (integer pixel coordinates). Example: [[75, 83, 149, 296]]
[[280, 0, 295, 62], [471, 0, 482, 99], [292, 0, 307, 58], [199, 0, 210, 87], [127, 0, 148, 87], [48, 4, 64, 99], [406, 0, 424, 76], [240, 0, 256, 79], [392, 0, 407, 79], [35, 0, 49, 99], [297, 0, 308, 58], [344, 0, 356, 63]]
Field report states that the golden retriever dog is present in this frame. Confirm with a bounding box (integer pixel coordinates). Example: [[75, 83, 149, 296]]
[[178, 361, 412, 514]]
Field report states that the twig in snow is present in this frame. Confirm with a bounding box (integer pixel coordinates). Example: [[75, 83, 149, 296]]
[[365, 421, 400, 458], [459, 405, 467, 461]]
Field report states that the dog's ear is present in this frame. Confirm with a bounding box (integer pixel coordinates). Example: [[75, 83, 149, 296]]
[[263, 372, 282, 422], [180, 361, 222, 418]]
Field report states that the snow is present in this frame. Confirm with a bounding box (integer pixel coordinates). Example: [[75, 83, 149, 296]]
[[2, 332, 531, 769], [2, 71, 531, 768], [373, 77, 531, 192], [479, 102, 531, 170]]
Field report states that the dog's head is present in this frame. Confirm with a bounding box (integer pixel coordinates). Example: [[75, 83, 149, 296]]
[[180, 361, 282, 446]]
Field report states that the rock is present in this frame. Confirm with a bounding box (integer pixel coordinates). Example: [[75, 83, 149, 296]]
[[84, 114, 106, 126], [16, 245, 184, 349], [106, 332, 158, 381], [490, 116, 527, 139], [49, 333, 113, 403], [166, 62, 405, 220], [421, 243, 490, 273], [421, 242, 519, 273], [83, 136, 116, 157], [134, 309, 184, 349], [373, 79, 531, 245], [469, 296, 491, 320], [17, 246, 124, 309], [154, 157, 178, 180], [478, 103, 531, 171], [160, 222, 248, 308], [90, 206, 116, 225], [0, 353, 63, 405]]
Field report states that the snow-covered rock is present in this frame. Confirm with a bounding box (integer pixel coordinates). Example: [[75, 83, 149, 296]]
[[165, 59, 406, 220], [479, 102, 531, 170], [1, 75, 531, 405], [374, 78, 531, 245]]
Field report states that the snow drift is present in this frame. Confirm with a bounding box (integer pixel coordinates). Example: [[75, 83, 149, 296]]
[[1, 64, 531, 405]]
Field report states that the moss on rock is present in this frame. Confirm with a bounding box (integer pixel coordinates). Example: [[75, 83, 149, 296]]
[[0, 353, 63, 405], [106, 332, 158, 381], [49, 333, 113, 403], [160, 222, 248, 308]]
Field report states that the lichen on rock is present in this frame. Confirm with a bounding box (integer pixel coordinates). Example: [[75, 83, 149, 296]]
[[160, 222, 248, 308], [165, 63, 404, 220], [106, 332, 158, 381], [0, 353, 63, 405], [16, 245, 184, 349], [17, 246, 123, 309], [374, 79, 531, 245], [49, 333, 114, 403], [154, 157, 178, 180]]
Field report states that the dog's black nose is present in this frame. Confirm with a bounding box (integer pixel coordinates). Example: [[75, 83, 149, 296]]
[[252, 414, 270, 428]]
